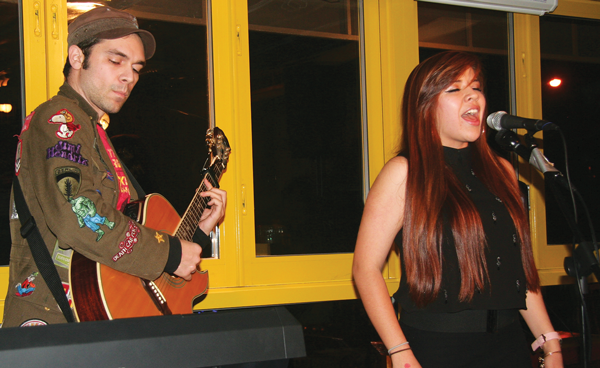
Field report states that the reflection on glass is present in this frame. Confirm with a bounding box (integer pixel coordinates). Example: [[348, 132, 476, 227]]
[[418, 3, 510, 156], [249, 0, 363, 256], [0, 1, 22, 265], [540, 16, 600, 244], [67, 1, 214, 256], [418, 2, 507, 52]]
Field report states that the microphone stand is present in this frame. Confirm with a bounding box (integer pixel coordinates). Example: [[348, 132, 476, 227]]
[[496, 129, 599, 367]]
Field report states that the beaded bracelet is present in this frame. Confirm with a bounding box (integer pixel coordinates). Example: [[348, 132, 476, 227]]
[[538, 350, 562, 368], [387, 341, 409, 355], [389, 347, 412, 356]]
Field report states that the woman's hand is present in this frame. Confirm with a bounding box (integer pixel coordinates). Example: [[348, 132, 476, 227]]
[[540, 352, 563, 368], [391, 349, 422, 368], [540, 339, 563, 368]]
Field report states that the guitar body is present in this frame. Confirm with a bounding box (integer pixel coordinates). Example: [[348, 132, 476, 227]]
[[70, 127, 229, 322], [70, 194, 208, 322]]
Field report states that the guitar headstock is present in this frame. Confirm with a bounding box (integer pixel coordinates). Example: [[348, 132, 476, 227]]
[[205, 127, 231, 174]]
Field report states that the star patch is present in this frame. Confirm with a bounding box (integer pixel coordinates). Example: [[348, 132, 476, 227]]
[[155, 232, 165, 243], [48, 109, 81, 139], [15, 272, 39, 297], [55, 167, 82, 201]]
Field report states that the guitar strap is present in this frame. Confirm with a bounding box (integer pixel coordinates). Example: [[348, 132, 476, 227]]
[[122, 163, 146, 199], [11, 157, 143, 323], [12, 175, 76, 323]]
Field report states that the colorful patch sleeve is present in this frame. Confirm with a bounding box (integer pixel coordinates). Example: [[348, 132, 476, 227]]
[[17, 95, 170, 281]]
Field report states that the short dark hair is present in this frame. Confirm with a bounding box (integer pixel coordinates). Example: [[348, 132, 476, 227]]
[[62, 37, 101, 78]]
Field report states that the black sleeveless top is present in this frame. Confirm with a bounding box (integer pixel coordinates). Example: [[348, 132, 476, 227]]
[[395, 146, 527, 313]]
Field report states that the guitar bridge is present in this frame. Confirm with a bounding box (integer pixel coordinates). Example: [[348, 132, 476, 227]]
[[140, 279, 172, 315]]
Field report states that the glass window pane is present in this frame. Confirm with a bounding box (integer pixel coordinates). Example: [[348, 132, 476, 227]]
[[67, 1, 215, 257], [540, 16, 600, 244], [248, 0, 363, 256], [418, 2, 507, 51], [0, 1, 22, 265]]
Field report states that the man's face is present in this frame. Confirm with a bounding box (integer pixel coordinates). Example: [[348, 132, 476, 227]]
[[77, 34, 146, 116]]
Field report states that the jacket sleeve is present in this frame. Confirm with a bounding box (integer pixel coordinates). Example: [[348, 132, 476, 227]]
[[18, 97, 172, 281]]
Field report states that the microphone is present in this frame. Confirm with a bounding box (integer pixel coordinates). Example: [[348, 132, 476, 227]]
[[487, 111, 559, 132]]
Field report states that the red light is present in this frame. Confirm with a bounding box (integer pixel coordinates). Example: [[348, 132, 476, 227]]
[[549, 78, 562, 87]]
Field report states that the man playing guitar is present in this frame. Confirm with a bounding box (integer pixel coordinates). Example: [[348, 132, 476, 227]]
[[3, 6, 226, 327]]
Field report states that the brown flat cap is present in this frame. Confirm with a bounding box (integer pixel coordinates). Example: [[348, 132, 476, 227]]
[[68, 6, 156, 59]]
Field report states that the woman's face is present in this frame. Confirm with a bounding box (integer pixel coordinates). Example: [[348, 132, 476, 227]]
[[435, 67, 485, 149]]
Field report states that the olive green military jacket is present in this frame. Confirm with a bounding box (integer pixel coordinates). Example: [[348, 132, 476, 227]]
[[2, 83, 179, 327]]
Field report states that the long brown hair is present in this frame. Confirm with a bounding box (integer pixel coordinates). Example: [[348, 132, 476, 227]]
[[400, 51, 540, 307]]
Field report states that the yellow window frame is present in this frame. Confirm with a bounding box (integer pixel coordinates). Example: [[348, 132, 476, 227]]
[[514, 0, 600, 286], [11, 0, 596, 317], [201, 0, 419, 309]]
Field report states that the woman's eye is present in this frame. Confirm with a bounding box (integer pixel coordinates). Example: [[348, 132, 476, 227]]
[[446, 88, 459, 93]]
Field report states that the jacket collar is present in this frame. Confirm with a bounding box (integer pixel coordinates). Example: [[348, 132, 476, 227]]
[[58, 82, 101, 124]]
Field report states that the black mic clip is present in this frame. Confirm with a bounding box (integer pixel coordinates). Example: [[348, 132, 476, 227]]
[[495, 129, 560, 175], [495, 129, 531, 161]]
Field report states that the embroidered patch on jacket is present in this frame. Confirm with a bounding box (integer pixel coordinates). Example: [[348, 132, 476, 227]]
[[62, 282, 72, 307], [155, 232, 165, 243], [14, 112, 34, 175], [19, 319, 48, 327], [15, 139, 22, 175], [113, 220, 140, 262], [22, 111, 34, 133], [69, 195, 115, 241], [15, 272, 39, 297], [52, 240, 73, 269], [47, 141, 89, 166], [11, 200, 18, 220], [55, 166, 82, 201], [48, 109, 81, 140]]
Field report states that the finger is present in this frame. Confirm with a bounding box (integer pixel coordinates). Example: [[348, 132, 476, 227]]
[[201, 195, 223, 211], [201, 188, 225, 205]]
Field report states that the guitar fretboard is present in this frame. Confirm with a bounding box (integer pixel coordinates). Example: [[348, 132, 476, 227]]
[[175, 163, 224, 242]]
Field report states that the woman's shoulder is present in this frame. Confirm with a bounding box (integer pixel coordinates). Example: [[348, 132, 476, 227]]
[[371, 156, 408, 192], [382, 155, 408, 178]]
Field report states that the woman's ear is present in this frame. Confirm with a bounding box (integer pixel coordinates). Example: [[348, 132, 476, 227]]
[[68, 44, 84, 70]]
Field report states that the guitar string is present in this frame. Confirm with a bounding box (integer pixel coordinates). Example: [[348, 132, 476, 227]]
[[176, 164, 222, 240], [155, 163, 225, 290]]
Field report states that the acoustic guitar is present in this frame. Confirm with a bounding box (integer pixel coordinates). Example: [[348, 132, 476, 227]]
[[69, 127, 230, 321]]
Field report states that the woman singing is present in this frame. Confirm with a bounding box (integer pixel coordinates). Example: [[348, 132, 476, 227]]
[[353, 51, 563, 368]]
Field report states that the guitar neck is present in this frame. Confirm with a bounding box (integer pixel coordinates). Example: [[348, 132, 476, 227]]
[[174, 165, 224, 242]]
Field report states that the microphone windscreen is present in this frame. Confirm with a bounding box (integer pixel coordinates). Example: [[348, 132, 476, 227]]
[[486, 111, 506, 131]]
